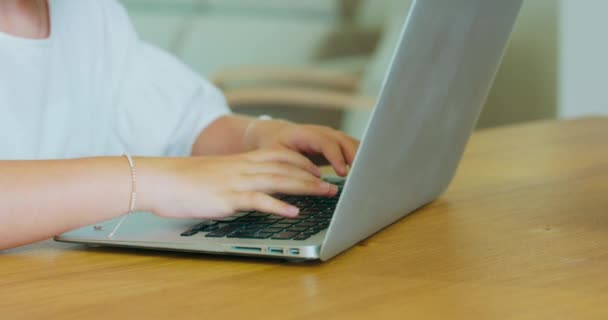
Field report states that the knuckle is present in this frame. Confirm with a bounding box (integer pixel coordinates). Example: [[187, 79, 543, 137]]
[[276, 149, 294, 158], [244, 191, 263, 204], [267, 174, 288, 185], [308, 180, 323, 191], [275, 163, 293, 174], [221, 201, 237, 215]]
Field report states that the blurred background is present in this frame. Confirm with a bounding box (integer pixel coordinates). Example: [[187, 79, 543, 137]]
[[121, 0, 607, 138]]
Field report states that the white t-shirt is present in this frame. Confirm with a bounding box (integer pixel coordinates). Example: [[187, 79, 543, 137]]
[[0, 0, 230, 160]]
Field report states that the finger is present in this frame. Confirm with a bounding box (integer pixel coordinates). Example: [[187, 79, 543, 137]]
[[245, 162, 321, 182], [242, 173, 338, 197], [336, 133, 360, 165], [247, 149, 321, 177], [317, 140, 348, 176], [289, 129, 349, 175], [232, 192, 300, 218]]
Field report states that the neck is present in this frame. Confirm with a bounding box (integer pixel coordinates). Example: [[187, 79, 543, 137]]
[[0, 0, 49, 39]]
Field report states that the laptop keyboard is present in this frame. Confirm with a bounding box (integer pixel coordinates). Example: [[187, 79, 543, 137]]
[[180, 179, 344, 241]]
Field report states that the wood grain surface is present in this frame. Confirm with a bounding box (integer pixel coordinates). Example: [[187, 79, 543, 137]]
[[2, 118, 607, 320]]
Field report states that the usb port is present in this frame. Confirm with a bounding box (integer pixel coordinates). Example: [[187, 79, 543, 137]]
[[289, 248, 300, 255], [268, 247, 284, 254]]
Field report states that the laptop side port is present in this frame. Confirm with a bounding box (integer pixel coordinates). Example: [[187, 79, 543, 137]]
[[231, 246, 262, 253], [268, 247, 284, 255], [289, 248, 300, 255]]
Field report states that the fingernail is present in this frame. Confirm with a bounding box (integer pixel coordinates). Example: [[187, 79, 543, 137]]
[[330, 184, 338, 194], [320, 182, 331, 190], [288, 206, 300, 215]]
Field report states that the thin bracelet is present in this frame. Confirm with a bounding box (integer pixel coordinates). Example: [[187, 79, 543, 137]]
[[107, 154, 137, 238], [243, 115, 272, 149]]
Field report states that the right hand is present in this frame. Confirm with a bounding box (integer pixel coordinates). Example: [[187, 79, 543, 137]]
[[136, 149, 338, 220]]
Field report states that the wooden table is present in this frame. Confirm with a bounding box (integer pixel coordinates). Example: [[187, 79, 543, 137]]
[[2, 118, 608, 319]]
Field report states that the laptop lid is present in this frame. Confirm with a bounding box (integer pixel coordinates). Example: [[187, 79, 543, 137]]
[[320, 0, 523, 260]]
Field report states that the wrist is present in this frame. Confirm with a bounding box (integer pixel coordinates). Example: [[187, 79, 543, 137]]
[[243, 116, 291, 150], [133, 157, 177, 214]]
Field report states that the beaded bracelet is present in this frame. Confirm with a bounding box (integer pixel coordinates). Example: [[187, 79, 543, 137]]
[[107, 154, 137, 238]]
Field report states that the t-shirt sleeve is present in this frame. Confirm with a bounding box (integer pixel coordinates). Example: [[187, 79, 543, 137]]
[[113, 41, 231, 157], [96, 0, 230, 157]]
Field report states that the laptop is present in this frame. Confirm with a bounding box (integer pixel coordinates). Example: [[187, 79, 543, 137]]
[[56, 0, 523, 261]]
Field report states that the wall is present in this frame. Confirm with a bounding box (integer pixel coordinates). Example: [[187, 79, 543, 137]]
[[122, 0, 340, 76], [559, 0, 608, 118], [475, 0, 608, 123], [342, 0, 560, 137], [477, 0, 559, 128], [125, 1, 599, 137]]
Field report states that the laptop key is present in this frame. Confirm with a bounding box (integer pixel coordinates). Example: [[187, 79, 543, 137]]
[[191, 221, 218, 231], [264, 215, 284, 220], [309, 205, 326, 210], [286, 226, 309, 232], [226, 231, 256, 238], [180, 229, 198, 237], [246, 223, 270, 229], [200, 224, 220, 232], [205, 225, 242, 238], [281, 218, 302, 224], [257, 218, 280, 224], [213, 216, 240, 222], [253, 232, 274, 239], [261, 227, 285, 233], [234, 218, 258, 223], [298, 209, 316, 214], [248, 212, 270, 218], [227, 231, 273, 239], [296, 222, 317, 228], [311, 225, 329, 232], [272, 223, 292, 229], [240, 226, 265, 233], [271, 231, 300, 240], [293, 234, 312, 241]]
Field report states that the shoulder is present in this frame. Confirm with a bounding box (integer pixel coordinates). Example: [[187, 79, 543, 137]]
[[52, 0, 137, 44], [51, 0, 140, 86], [52, 0, 131, 21]]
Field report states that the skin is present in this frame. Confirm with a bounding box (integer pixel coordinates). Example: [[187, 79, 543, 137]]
[[0, 1, 360, 250]]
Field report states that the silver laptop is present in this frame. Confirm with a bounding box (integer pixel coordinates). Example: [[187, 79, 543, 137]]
[[56, 0, 523, 261]]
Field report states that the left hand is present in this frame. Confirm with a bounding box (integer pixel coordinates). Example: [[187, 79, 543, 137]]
[[246, 120, 360, 176]]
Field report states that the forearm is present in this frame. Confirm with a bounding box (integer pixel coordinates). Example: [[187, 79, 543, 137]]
[[0, 157, 136, 250], [191, 114, 290, 156]]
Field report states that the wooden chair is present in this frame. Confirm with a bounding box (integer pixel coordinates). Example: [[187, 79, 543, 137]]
[[210, 0, 410, 130]]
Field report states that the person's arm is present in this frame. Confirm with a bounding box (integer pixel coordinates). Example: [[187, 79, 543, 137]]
[[0, 158, 133, 249], [192, 115, 360, 176], [0, 150, 336, 250], [191, 115, 255, 155]]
